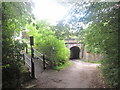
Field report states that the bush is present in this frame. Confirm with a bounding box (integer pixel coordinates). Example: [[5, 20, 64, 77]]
[[100, 52, 119, 88], [2, 41, 31, 88], [82, 21, 119, 88], [26, 21, 70, 67], [38, 36, 70, 66], [2, 2, 34, 88]]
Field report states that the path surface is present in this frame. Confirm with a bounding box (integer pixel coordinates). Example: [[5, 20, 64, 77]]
[[23, 60, 106, 88]]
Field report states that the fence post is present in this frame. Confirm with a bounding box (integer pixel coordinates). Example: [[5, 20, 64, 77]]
[[30, 36, 35, 79], [22, 41, 25, 64], [81, 43, 85, 59], [26, 44, 28, 54], [23, 54, 25, 65], [52, 47, 54, 69], [43, 55, 46, 70]]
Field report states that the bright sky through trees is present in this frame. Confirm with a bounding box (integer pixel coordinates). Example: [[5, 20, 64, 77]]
[[32, 0, 67, 25]]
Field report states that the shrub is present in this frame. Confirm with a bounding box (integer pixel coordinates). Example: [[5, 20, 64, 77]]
[[2, 41, 31, 88], [26, 21, 70, 67]]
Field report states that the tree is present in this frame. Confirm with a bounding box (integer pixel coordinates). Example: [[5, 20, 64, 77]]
[[58, 1, 119, 87], [54, 2, 90, 34], [51, 21, 73, 39], [79, 2, 119, 87], [2, 2, 34, 88]]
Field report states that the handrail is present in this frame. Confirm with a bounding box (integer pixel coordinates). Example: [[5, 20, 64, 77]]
[[33, 48, 43, 56], [34, 53, 43, 61], [24, 45, 49, 65], [25, 61, 31, 67], [23, 40, 48, 72], [27, 48, 31, 52], [24, 54, 31, 67], [24, 54, 31, 61], [34, 53, 49, 65], [23, 37, 48, 79]]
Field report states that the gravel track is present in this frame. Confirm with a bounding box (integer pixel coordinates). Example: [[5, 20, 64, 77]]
[[23, 60, 106, 88]]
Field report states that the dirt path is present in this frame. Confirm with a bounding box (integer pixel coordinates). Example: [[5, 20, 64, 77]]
[[23, 60, 106, 88]]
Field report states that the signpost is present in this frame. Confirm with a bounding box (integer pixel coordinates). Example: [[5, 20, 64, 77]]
[[30, 36, 35, 79]]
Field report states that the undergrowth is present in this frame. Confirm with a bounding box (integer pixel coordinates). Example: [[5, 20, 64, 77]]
[[81, 59, 101, 64], [54, 61, 72, 71]]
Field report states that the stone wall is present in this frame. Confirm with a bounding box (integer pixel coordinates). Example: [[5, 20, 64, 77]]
[[83, 50, 103, 61]]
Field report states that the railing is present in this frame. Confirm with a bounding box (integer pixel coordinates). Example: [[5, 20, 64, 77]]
[[22, 36, 48, 79], [24, 54, 31, 68], [33, 48, 49, 70]]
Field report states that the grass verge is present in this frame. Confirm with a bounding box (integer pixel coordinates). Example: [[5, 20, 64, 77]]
[[81, 59, 101, 64], [54, 61, 72, 71]]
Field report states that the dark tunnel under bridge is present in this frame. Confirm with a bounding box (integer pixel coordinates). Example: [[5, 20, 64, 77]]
[[70, 46, 80, 60]]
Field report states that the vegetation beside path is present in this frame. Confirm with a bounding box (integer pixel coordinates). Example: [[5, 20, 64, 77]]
[[81, 59, 101, 64], [54, 61, 72, 71]]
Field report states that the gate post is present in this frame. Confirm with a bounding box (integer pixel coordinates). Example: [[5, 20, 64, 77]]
[[30, 36, 35, 79]]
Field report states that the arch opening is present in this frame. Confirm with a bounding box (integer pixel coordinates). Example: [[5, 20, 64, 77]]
[[70, 46, 80, 59]]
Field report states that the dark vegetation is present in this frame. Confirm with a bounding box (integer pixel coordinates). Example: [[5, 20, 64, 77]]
[[2, 2, 34, 88]]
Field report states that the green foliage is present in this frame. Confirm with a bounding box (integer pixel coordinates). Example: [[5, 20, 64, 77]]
[[26, 20, 70, 66], [54, 61, 72, 71], [81, 59, 101, 64], [2, 2, 34, 88], [100, 54, 119, 87], [80, 2, 119, 88], [2, 40, 30, 88], [51, 21, 74, 39]]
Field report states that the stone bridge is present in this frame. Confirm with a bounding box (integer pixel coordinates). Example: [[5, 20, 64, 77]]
[[64, 39, 84, 60]]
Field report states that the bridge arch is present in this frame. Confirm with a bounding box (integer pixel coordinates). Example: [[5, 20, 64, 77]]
[[65, 38, 84, 59], [70, 46, 80, 59]]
